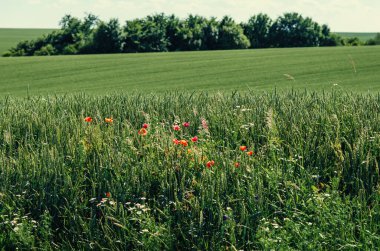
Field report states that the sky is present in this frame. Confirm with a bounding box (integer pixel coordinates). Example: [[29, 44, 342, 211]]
[[0, 0, 379, 32]]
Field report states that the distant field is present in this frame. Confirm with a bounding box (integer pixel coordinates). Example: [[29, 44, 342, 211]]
[[335, 32, 378, 41], [0, 28, 56, 54], [0, 46, 380, 96]]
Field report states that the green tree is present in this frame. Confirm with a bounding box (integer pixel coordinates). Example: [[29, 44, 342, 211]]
[[269, 12, 322, 47], [90, 19, 122, 53], [243, 13, 272, 48], [123, 14, 169, 52], [217, 16, 250, 49]]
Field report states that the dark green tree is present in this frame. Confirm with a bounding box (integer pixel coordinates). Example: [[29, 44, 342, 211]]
[[269, 12, 322, 47], [217, 16, 250, 49], [90, 19, 122, 53], [243, 13, 272, 48]]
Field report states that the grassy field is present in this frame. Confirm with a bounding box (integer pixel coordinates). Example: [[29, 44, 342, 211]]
[[1, 46, 380, 96], [0, 28, 56, 55], [1, 35, 380, 249], [0, 92, 379, 249], [335, 32, 378, 41]]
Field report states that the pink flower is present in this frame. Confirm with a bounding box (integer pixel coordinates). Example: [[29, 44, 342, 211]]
[[142, 123, 149, 129], [201, 118, 208, 130], [183, 122, 190, 127], [173, 125, 180, 131]]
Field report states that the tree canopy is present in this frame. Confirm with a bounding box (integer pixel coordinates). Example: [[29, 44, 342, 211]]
[[4, 12, 343, 57]]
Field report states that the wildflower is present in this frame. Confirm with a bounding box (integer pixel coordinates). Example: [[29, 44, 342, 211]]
[[105, 118, 113, 123], [173, 124, 180, 131], [142, 123, 149, 129], [247, 151, 254, 156], [179, 140, 188, 147], [235, 162, 240, 168], [106, 192, 111, 198], [183, 122, 190, 127], [240, 146, 247, 151], [173, 139, 180, 145], [191, 136, 198, 142], [206, 160, 215, 168], [187, 149, 192, 154], [201, 118, 208, 130], [138, 128, 148, 136], [84, 116, 92, 122]]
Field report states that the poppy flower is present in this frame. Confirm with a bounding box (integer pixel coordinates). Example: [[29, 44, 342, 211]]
[[142, 123, 149, 129], [180, 140, 188, 147], [138, 128, 148, 136], [105, 118, 113, 123], [173, 139, 180, 145], [84, 117, 92, 122], [235, 162, 240, 168], [247, 151, 254, 156], [173, 125, 180, 131], [106, 192, 111, 198], [183, 122, 190, 127], [206, 160, 215, 168], [191, 136, 198, 142], [240, 146, 247, 151]]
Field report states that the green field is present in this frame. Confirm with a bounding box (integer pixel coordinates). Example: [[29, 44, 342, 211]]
[[1, 31, 380, 249], [0, 28, 56, 54], [1, 46, 380, 96], [335, 32, 378, 41]]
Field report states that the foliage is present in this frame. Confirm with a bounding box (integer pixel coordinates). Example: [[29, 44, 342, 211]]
[[242, 13, 272, 48], [269, 12, 323, 47], [4, 12, 341, 56], [0, 91, 379, 249]]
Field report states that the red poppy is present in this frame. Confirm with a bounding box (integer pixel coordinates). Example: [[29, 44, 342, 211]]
[[173, 139, 180, 145], [206, 160, 215, 168], [179, 140, 188, 147], [142, 123, 149, 129], [191, 136, 198, 142], [138, 128, 148, 136], [183, 122, 190, 127], [240, 146, 247, 151], [173, 125, 180, 131], [247, 151, 254, 156], [105, 118, 113, 123], [84, 117, 92, 122], [235, 162, 240, 168]]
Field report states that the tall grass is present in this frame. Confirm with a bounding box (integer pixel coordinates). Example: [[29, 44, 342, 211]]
[[0, 91, 379, 250]]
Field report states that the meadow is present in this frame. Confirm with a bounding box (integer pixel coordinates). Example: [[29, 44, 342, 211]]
[[1, 44, 380, 249], [0, 46, 380, 96], [0, 28, 56, 55], [0, 91, 379, 250]]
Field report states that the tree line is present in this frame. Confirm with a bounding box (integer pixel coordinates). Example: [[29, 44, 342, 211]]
[[3, 13, 379, 57]]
